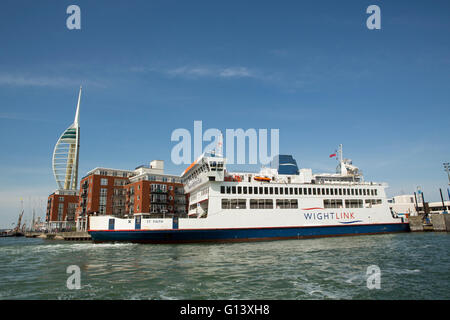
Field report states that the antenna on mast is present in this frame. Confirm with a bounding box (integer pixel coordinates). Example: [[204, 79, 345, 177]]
[[216, 131, 223, 157], [338, 144, 343, 163]]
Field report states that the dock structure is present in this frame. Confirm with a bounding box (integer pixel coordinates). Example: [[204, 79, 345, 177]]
[[409, 214, 450, 232], [25, 231, 91, 241]]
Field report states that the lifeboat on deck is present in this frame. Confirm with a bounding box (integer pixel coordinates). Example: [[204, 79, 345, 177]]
[[254, 176, 271, 182]]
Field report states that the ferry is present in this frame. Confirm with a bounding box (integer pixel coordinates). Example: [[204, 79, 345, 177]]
[[88, 144, 410, 243]]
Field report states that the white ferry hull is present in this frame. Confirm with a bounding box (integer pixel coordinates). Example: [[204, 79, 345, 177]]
[[88, 213, 410, 243]]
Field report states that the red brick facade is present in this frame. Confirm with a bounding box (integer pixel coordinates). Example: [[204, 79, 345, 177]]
[[46, 193, 79, 222], [48, 165, 189, 224]]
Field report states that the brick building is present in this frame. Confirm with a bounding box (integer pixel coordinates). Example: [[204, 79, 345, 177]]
[[46, 190, 79, 230], [75, 160, 188, 231]]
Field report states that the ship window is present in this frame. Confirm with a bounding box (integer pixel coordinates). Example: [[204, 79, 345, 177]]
[[334, 188, 338, 195], [317, 188, 321, 195], [258, 199, 265, 209], [308, 188, 311, 195], [222, 199, 230, 209], [276, 199, 284, 209], [243, 187, 247, 194], [351, 189, 355, 196], [326, 188, 329, 195], [298, 188, 302, 195], [330, 188, 334, 196], [250, 199, 258, 209], [280, 188, 283, 195], [226, 186, 231, 194], [275, 188, 279, 195], [259, 187, 263, 194], [343, 189, 346, 195], [290, 188, 293, 195], [270, 187, 273, 195], [363, 189, 366, 196], [232, 186, 236, 194], [291, 199, 298, 208], [238, 199, 246, 209], [313, 188, 316, 195], [285, 187, 289, 194], [220, 186, 225, 194], [238, 186, 242, 194], [265, 199, 273, 209], [324, 199, 343, 208], [264, 187, 268, 194], [249, 187, 253, 194], [254, 187, 258, 194], [339, 189, 342, 196], [345, 199, 363, 208], [230, 199, 238, 209], [294, 188, 298, 195], [375, 189, 378, 196]]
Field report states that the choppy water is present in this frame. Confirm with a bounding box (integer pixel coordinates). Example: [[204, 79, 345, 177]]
[[0, 233, 449, 300]]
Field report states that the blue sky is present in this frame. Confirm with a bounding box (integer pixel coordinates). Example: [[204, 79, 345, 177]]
[[0, 0, 449, 227]]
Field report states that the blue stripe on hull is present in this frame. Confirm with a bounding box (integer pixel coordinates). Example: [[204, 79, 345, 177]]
[[89, 223, 410, 244]]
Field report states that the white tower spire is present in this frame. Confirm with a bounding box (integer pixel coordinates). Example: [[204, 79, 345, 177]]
[[74, 86, 82, 126], [52, 87, 81, 190]]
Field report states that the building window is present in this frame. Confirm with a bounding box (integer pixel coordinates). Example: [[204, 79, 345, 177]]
[[101, 178, 108, 186]]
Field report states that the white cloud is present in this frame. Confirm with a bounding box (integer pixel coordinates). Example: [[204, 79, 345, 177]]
[[134, 64, 258, 80], [0, 73, 105, 88]]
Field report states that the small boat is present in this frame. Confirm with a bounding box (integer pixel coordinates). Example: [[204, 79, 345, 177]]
[[254, 176, 271, 182]]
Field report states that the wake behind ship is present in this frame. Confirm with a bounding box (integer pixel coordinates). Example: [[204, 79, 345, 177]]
[[88, 144, 409, 243]]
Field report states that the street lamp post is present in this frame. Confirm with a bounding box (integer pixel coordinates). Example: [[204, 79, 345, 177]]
[[444, 163, 450, 185]]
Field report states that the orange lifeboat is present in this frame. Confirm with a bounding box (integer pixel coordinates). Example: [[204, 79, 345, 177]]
[[254, 176, 271, 182]]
